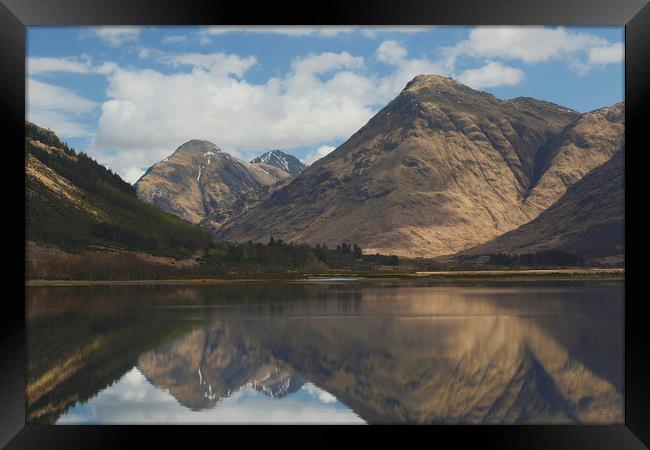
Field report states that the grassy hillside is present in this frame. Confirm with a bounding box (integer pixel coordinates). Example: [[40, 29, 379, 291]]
[[26, 121, 213, 258]]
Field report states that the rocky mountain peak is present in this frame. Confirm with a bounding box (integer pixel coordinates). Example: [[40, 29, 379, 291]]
[[173, 139, 222, 156], [403, 74, 456, 92], [250, 150, 307, 176]]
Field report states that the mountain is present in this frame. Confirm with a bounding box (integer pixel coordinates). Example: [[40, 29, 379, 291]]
[[135, 140, 293, 229], [251, 150, 307, 176], [218, 75, 623, 257], [457, 149, 624, 266], [25, 122, 211, 258]]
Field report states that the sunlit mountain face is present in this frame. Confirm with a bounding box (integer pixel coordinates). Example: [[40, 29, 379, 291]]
[[26, 281, 623, 425]]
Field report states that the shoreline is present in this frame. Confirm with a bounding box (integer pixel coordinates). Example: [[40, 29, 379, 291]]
[[25, 268, 624, 287]]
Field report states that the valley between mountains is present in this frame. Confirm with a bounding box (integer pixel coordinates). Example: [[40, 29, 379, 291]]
[[26, 74, 625, 279]]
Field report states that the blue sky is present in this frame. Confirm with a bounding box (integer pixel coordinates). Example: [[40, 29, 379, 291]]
[[27, 26, 624, 183]]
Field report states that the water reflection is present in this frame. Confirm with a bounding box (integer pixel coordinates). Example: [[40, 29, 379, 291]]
[[58, 367, 363, 424], [26, 281, 623, 424]]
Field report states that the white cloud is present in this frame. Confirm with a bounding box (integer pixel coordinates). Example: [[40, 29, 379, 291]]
[[89, 27, 141, 46], [162, 35, 188, 44], [27, 56, 117, 75], [28, 79, 96, 113], [138, 48, 152, 59], [89, 50, 382, 182], [291, 52, 364, 75], [27, 79, 97, 138], [87, 43, 458, 182], [457, 61, 524, 89], [28, 109, 94, 138], [444, 26, 622, 76], [376, 40, 407, 65], [28, 57, 92, 74], [303, 145, 336, 165], [163, 52, 257, 77], [374, 40, 448, 99], [450, 27, 606, 63], [587, 43, 624, 65]]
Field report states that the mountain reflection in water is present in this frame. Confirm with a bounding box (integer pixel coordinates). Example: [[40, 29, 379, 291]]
[[26, 281, 623, 424]]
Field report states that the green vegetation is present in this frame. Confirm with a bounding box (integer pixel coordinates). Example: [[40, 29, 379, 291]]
[[26, 301, 195, 423], [26, 122, 212, 258], [486, 250, 584, 267], [200, 238, 399, 272]]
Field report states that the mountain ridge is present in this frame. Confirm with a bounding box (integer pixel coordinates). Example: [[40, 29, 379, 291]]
[[250, 150, 307, 176], [217, 74, 622, 257]]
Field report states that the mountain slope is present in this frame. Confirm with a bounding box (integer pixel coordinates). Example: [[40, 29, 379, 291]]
[[219, 75, 622, 257], [25, 122, 211, 257], [135, 140, 292, 229], [523, 103, 623, 212], [458, 149, 624, 265], [251, 150, 307, 176]]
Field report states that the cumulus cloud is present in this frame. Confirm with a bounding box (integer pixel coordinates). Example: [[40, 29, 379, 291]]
[[89, 50, 384, 182], [374, 40, 448, 99], [587, 43, 624, 65], [89, 43, 455, 182], [88, 27, 141, 46], [444, 26, 622, 76], [376, 40, 408, 65], [27, 79, 97, 137], [162, 52, 258, 77], [457, 61, 524, 89], [303, 145, 336, 165]]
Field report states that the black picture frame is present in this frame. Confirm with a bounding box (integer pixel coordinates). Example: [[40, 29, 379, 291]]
[[2, 0, 647, 447]]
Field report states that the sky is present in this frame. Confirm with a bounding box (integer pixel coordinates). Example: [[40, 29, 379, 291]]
[[27, 26, 624, 184]]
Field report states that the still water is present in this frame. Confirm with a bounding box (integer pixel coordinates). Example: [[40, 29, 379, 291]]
[[26, 279, 624, 424]]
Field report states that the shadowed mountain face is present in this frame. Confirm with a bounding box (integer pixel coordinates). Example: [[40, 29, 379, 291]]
[[523, 103, 623, 213], [218, 75, 623, 257], [458, 149, 624, 265], [134, 140, 293, 229], [251, 150, 307, 176]]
